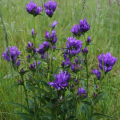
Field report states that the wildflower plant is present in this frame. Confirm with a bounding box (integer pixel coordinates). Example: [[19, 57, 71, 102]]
[[2, 0, 118, 120]]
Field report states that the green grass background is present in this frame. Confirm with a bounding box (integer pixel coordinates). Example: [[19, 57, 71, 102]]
[[0, 0, 120, 119]]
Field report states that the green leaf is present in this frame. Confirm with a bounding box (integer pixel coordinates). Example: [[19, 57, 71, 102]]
[[81, 101, 92, 107], [93, 113, 113, 119], [39, 112, 55, 118], [39, 80, 50, 90], [14, 112, 34, 120], [95, 92, 107, 103]]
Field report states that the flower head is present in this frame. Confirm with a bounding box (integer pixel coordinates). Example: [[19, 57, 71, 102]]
[[31, 28, 37, 36], [2, 46, 21, 68], [97, 52, 117, 73], [71, 63, 82, 73], [2, 46, 20, 63], [26, 1, 43, 16], [82, 47, 88, 54], [65, 36, 82, 56], [26, 41, 35, 53], [87, 36, 91, 45], [48, 70, 71, 90], [45, 30, 57, 45], [29, 61, 40, 71], [77, 87, 87, 98], [79, 18, 90, 33], [71, 24, 82, 36], [44, 0, 57, 17], [52, 20, 58, 28], [37, 41, 49, 54], [92, 68, 101, 79]]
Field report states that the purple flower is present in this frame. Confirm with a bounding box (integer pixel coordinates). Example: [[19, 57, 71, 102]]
[[2, 46, 20, 63], [26, 1, 43, 16], [37, 41, 49, 54], [97, 52, 117, 73], [20, 68, 24, 75], [43, 41, 49, 49], [64, 58, 71, 66], [75, 58, 81, 64], [71, 63, 82, 73], [29, 61, 40, 71], [63, 53, 67, 59], [31, 28, 37, 36], [52, 20, 58, 28], [15, 60, 20, 67], [92, 68, 101, 79], [71, 24, 82, 36], [65, 36, 82, 56], [79, 18, 90, 33], [48, 70, 71, 90], [45, 30, 57, 45], [41, 52, 47, 59], [44, 0, 57, 17], [27, 54, 31, 60], [77, 87, 87, 98], [26, 41, 34, 53], [87, 36, 91, 45], [53, 45, 56, 50], [82, 47, 88, 54]]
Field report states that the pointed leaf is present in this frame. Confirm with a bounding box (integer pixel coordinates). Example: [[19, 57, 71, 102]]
[[93, 113, 113, 119]]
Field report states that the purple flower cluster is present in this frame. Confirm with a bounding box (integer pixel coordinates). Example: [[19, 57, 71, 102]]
[[98, 52, 117, 73], [48, 70, 71, 90], [92, 68, 101, 79], [71, 58, 82, 73], [92, 52, 117, 79], [45, 29, 57, 46], [37, 41, 49, 54], [71, 18, 90, 36], [65, 37, 82, 56], [82, 47, 88, 55], [71, 24, 81, 36], [52, 20, 58, 29], [61, 58, 71, 67], [79, 18, 90, 33], [31, 28, 37, 37], [29, 61, 40, 71], [2, 46, 21, 67], [26, 1, 43, 16], [87, 36, 91, 45], [26, 42, 36, 53], [77, 87, 87, 98], [44, 0, 57, 17]]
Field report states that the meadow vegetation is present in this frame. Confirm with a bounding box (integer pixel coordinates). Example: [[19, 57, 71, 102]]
[[0, 0, 120, 120]]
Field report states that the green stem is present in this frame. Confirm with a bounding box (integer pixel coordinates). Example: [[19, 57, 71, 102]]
[[33, 16, 36, 47], [56, 110, 58, 120], [50, 47, 54, 74], [21, 86, 22, 112], [85, 54, 89, 96], [79, 100, 81, 119], [91, 106, 94, 118], [21, 75, 29, 112], [34, 89, 37, 120], [84, 35, 89, 96], [33, 74, 37, 120], [63, 91, 66, 120]]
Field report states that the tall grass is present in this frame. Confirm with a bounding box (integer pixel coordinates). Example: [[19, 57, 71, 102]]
[[0, 0, 120, 119]]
